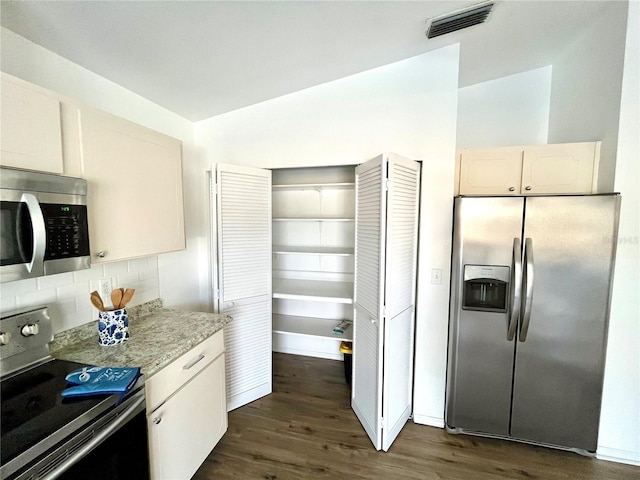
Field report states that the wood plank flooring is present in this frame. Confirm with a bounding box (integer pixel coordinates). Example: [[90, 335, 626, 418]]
[[193, 353, 639, 480]]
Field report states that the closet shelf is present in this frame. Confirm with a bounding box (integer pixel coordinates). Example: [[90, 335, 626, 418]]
[[273, 245, 354, 256], [272, 182, 355, 190], [272, 217, 354, 222], [273, 314, 353, 341], [273, 278, 353, 303]]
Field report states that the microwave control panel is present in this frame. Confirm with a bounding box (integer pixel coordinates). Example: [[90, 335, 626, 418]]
[[41, 204, 90, 259]]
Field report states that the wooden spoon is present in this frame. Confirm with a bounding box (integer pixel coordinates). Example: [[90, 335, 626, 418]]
[[111, 288, 124, 310], [120, 288, 135, 308], [90, 291, 105, 311]]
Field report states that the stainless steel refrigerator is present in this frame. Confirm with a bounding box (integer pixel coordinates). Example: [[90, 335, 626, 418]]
[[445, 194, 620, 453]]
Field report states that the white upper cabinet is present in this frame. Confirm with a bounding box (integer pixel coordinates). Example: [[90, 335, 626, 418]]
[[458, 148, 523, 195], [0, 74, 63, 173], [457, 142, 601, 196], [521, 142, 600, 194], [79, 107, 185, 263]]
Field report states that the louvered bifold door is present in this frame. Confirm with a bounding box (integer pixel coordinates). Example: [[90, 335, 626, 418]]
[[352, 155, 387, 450], [381, 153, 420, 451], [216, 163, 272, 411]]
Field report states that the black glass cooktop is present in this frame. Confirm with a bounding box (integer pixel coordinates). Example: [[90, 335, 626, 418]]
[[1, 359, 117, 467]]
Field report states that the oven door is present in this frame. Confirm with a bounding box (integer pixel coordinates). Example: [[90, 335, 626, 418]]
[[10, 388, 149, 480]]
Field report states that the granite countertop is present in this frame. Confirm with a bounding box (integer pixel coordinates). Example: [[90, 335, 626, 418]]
[[50, 299, 231, 378]]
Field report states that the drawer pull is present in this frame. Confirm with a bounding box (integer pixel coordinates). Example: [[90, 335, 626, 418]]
[[183, 354, 206, 370], [153, 417, 162, 425]]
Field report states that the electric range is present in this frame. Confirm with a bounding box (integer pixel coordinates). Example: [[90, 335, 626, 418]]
[[0, 306, 148, 480]]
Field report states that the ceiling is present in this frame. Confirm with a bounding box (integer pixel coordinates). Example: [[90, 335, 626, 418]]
[[0, 1, 612, 122]]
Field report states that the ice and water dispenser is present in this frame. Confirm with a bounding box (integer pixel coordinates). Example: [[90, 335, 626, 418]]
[[462, 265, 510, 312]]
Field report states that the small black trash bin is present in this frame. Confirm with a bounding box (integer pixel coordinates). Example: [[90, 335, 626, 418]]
[[340, 341, 353, 385]]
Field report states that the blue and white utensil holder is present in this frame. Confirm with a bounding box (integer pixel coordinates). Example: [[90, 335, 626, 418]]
[[98, 308, 130, 346]]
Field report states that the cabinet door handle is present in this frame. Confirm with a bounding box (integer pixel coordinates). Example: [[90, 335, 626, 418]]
[[96, 251, 106, 258], [508, 187, 515, 192], [153, 417, 162, 425], [183, 354, 206, 370], [525, 186, 532, 191]]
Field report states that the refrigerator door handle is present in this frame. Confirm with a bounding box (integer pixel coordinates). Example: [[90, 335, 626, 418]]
[[507, 237, 522, 341], [519, 237, 535, 342]]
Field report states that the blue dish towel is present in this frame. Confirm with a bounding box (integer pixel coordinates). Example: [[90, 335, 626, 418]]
[[61, 366, 141, 399]]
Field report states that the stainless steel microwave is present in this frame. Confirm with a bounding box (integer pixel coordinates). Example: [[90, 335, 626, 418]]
[[0, 168, 90, 283]]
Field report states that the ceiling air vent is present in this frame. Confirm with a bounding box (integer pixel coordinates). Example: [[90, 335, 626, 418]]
[[425, 1, 495, 39]]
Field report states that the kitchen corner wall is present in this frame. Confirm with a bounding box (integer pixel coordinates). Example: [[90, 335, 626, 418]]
[[0, 27, 212, 332], [547, 1, 628, 193], [457, 66, 551, 148], [598, 0, 640, 465]]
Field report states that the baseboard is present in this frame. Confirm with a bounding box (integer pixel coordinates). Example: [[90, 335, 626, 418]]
[[273, 332, 343, 360], [596, 446, 640, 466], [412, 413, 445, 428], [273, 345, 342, 360]]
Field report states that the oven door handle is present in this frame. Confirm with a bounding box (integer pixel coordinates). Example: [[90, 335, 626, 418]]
[[21, 193, 46, 277], [43, 394, 145, 480]]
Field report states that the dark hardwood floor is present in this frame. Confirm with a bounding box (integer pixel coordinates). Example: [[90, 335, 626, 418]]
[[193, 353, 638, 480]]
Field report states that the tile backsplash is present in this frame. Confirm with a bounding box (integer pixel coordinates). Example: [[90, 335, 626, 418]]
[[0, 256, 159, 333]]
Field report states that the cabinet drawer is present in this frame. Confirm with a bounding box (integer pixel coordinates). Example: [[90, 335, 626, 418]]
[[146, 329, 224, 411]]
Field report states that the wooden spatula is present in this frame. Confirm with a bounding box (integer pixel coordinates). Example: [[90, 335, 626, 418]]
[[90, 291, 105, 311], [120, 288, 135, 308], [111, 288, 124, 310]]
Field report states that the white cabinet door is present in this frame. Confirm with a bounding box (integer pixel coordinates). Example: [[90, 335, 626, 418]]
[[0, 74, 63, 173], [458, 148, 523, 196], [147, 354, 227, 480], [521, 142, 598, 194], [215, 163, 272, 410], [352, 153, 420, 451], [458, 142, 601, 196], [79, 107, 185, 263]]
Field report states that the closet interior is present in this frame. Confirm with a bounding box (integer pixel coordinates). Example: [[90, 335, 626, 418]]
[[271, 166, 356, 360]]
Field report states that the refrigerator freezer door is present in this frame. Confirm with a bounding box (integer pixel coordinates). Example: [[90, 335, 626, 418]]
[[446, 197, 524, 435], [511, 195, 620, 451]]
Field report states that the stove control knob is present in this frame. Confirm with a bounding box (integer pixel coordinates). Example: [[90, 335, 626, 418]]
[[21, 323, 39, 337], [0, 331, 10, 345]]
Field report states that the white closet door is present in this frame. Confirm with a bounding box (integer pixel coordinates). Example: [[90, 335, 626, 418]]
[[381, 154, 420, 451], [216, 163, 272, 411], [352, 155, 387, 450], [352, 153, 420, 452]]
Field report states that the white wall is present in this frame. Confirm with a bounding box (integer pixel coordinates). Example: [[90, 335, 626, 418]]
[[547, 1, 628, 193], [598, 0, 640, 466], [0, 27, 211, 332], [457, 66, 551, 148], [196, 46, 460, 427]]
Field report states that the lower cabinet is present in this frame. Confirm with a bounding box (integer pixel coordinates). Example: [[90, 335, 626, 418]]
[[145, 331, 227, 480]]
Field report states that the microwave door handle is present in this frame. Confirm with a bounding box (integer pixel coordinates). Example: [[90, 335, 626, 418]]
[[519, 237, 535, 342], [507, 238, 522, 341], [21, 193, 46, 276]]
